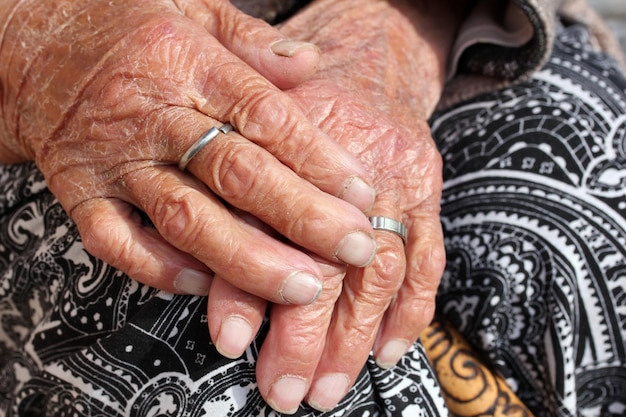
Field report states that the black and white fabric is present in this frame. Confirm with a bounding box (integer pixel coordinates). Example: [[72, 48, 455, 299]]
[[433, 25, 626, 416], [1, 25, 625, 416]]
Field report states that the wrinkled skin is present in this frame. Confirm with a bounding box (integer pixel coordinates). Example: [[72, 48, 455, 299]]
[[0, 0, 464, 414], [209, 0, 467, 412], [0, 0, 379, 300]]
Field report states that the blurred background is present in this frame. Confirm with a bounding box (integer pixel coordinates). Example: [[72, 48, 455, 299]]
[[588, 0, 626, 55]]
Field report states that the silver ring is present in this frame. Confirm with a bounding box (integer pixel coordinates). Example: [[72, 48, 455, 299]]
[[178, 123, 233, 171], [369, 216, 407, 244]]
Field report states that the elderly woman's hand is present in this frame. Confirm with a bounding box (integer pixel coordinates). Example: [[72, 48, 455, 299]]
[[207, 0, 467, 412], [0, 0, 379, 303]]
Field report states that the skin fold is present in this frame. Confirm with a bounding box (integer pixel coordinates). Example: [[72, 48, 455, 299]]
[[210, 0, 467, 412], [0, 0, 466, 414], [0, 0, 379, 299]]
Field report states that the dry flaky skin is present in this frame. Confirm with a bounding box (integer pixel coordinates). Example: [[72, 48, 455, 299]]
[[282, 0, 451, 380], [0, 1, 378, 410], [0, 0, 466, 413], [210, 0, 469, 413], [0, 0, 380, 295], [286, 0, 462, 407]]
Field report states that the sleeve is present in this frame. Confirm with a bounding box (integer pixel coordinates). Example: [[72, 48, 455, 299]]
[[446, 0, 552, 82], [440, 0, 625, 109]]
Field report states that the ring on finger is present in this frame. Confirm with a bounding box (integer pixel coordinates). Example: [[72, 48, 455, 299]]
[[178, 123, 234, 171], [369, 216, 407, 244]]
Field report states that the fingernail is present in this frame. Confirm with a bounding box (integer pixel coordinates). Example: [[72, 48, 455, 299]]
[[267, 376, 307, 414], [307, 373, 350, 412], [375, 339, 410, 369], [216, 315, 253, 359], [341, 176, 376, 213], [335, 231, 376, 267], [270, 40, 321, 57], [173, 269, 212, 295], [279, 272, 322, 305]]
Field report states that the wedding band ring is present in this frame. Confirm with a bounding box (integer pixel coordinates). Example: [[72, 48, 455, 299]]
[[178, 123, 233, 171], [369, 216, 407, 244]]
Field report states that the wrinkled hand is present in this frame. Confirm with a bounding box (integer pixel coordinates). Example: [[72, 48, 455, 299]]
[[207, 0, 465, 413], [221, 103, 446, 413], [0, 0, 379, 303]]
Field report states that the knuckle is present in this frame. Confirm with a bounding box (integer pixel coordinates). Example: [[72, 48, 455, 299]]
[[342, 313, 378, 348], [371, 242, 407, 290], [285, 320, 326, 348], [234, 87, 290, 138], [232, 87, 304, 156], [150, 187, 201, 248], [130, 13, 189, 59], [79, 212, 115, 261], [341, 242, 407, 319], [418, 297, 437, 325], [274, 311, 329, 355], [284, 202, 329, 240], [210, 140, 270, 202], [320, 270, 345, 299], [410, 242, 446, 292], [79, 207, 149, 276]]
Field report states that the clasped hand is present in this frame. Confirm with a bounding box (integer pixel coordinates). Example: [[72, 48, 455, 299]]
[[0, 0, 449, 413]]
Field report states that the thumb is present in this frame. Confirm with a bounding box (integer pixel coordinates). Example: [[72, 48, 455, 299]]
[[180, 0, 320, 89]]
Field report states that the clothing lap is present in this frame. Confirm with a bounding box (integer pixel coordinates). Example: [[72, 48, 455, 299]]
[[433, 25, 626, 416], [0, 25, 625, 416]]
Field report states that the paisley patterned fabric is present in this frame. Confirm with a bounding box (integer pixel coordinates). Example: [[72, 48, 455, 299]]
[[1, 25, 625, 416], [432, 25, 626, 416]]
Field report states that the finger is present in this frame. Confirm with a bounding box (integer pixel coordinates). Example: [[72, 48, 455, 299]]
[[70, 9, 374, 213], [207, 275, 267, 359], [255, 258, 346, 414], [373, 209, 446, 368], [177, 0, 321, 90], [159, 108, 377, 268], [305, 202, 407, 411], [166, 10, 376, 212], [120, 164, 328, 305], [208, 209, 276, 359], [72, 198, 214, 295]]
